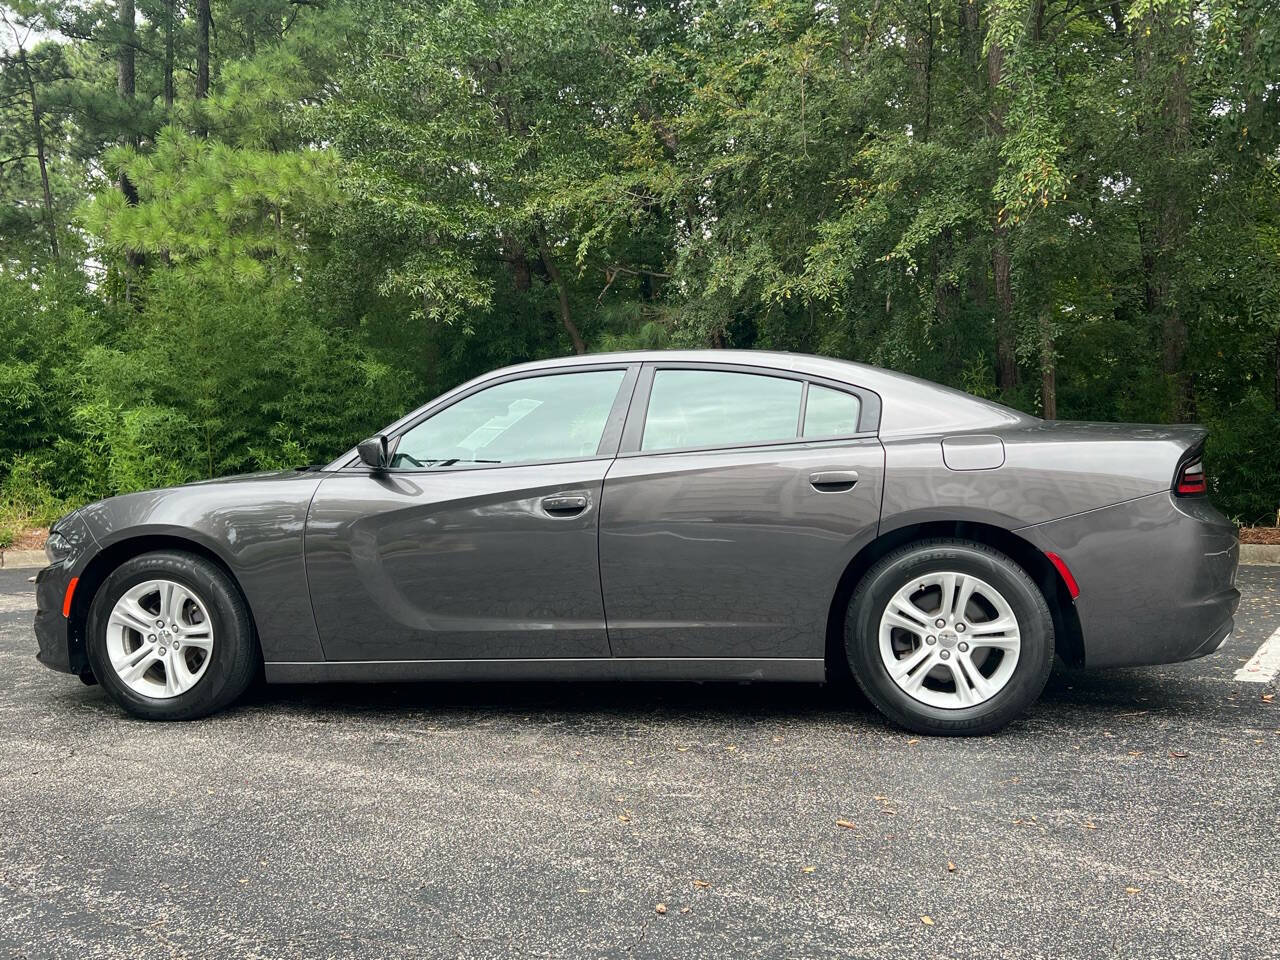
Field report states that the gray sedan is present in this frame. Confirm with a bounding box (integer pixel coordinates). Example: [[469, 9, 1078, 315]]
[[34, 351, 1240, 734]]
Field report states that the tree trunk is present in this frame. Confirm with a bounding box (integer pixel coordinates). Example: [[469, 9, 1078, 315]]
[[987, 39, 1019, 391], [16, 47, 58, 262], [117, 0, 135, 107], [1039, 310, 1056, 419], [991, 218, 1017, 390], [1274, 328, 1280, 414], [164, 0, 175, 111], [117, 0, 143, 281], [503, 236, 531, 293], [1138, 9, 1195, 422], [538, 240, 587, 355], [196, 0, 212, 101]]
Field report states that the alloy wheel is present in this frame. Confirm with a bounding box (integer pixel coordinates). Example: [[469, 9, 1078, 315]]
[[105, 579, 215, 699], [877, 570, 1021, 709]]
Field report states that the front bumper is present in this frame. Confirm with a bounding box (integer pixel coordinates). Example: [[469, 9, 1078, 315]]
[[34, 561, 85, 675], [33, 510, 99, 676], [1020, 492, 1240, 668]]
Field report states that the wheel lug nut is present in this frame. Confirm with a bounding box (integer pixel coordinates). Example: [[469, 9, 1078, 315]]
[[156, 620, 164, 627], [925, 636, 936, 646], [940, 649, 951, 660], [935, 618, 945, 628], [147, 634, 156, 642], [956, 622, 966, 633], [958, 642, 968, 652]]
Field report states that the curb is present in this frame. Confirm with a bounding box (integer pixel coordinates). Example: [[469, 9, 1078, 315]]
[[1240, 544, 1280, 566], [0, 550, 47, 570]]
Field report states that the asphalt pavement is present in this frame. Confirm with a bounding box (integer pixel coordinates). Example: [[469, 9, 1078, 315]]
[[1, 563, 1277, 960]]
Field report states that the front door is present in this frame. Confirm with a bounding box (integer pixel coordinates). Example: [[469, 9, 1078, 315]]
[[599, 365, 885, 660], [307, 366, 634, 662]]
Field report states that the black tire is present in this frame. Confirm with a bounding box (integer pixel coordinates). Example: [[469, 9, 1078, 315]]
[[845, 538, 1053, 736], [86, 550, 258, 720]]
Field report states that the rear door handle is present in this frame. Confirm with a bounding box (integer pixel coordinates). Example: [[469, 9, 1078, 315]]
[[541, 494, 589, 516], [809, 470, 859, 492]]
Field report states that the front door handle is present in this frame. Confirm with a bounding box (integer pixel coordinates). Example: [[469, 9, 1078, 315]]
[[541, 494, 589, 516], [809, 470, 859, 492]]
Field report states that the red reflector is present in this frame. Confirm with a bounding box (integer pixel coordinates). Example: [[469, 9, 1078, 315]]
[[62, 577, 79, 618], [1045, 552, 1080, 599]]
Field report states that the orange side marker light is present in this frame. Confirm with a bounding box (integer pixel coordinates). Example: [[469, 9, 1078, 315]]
[[62, 577, 79, 618]]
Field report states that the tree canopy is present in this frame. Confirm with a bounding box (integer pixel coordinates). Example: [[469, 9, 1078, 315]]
[[1, 0, 1277, 538]]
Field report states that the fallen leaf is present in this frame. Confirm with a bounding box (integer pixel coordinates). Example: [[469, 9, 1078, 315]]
[[946, 861, 956, 873], [802, 866, 816, 874], [880, 809, 897, 816], [577, 888, 590, 894], [724, 745, 737, 752], [1083, 822, 1098, 830], [655, 903, 667, 915], [617, 814, 631, 823], [1125, 886, 1140, 895], [921, 916, 935, 926], [680, 906, 691, 914], [907, 738, 920, 745], [771, 736, 784, 744], [1127, 750, 1143, 757], [692, 879, 711, 888], [874, 795, 889, 802], [836, 819, 857, 830], [677, 747, 690, 752], [1168, 750, 1188, 758], [1262, 694, 1274, 703]]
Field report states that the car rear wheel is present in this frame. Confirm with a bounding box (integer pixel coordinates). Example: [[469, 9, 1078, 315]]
[[845, 539, 1054, 735], [86, 550, 257, 720]]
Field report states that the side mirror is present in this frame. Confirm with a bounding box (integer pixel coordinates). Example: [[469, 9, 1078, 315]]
[[357, 435, 389, 470]]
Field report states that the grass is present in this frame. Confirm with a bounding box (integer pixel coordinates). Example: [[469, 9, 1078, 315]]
[[0, 499, 62, 553]]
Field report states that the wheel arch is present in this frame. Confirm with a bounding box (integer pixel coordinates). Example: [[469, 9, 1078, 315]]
[[824, 520, 1084, 678], [68, 533, 261, 671]]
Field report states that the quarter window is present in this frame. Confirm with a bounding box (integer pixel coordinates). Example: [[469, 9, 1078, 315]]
[[391, 370, 626, 468], [803, 385, 861, 438], [641, 370, 803, 452]]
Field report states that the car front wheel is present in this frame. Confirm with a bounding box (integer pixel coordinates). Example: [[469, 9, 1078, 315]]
[[86, 550, 258, 720], [845, 538, 1054, 736]]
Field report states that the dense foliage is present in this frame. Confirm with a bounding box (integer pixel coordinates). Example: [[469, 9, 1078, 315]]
[[1, 0, 1277, 543]]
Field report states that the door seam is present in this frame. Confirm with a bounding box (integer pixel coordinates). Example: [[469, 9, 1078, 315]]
[[300, 474, 332, 661]]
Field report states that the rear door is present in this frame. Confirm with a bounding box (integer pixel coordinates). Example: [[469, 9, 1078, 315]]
[[599, 363, 884, 660], [307, 364, 637, 662]]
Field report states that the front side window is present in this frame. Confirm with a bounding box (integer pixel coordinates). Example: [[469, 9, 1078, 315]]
[[392, 370, 625, 468], [641, 370, 803, 452]]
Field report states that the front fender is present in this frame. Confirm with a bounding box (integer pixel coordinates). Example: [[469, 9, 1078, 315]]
[[75, 473, 327, 662]]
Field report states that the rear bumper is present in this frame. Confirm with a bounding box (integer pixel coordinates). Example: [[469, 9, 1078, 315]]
[[34, 562, 85, 676], [1019, 492, 1239, 668]]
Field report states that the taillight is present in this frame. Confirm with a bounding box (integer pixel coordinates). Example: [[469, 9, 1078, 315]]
[[1174, 456, 1207, 496]]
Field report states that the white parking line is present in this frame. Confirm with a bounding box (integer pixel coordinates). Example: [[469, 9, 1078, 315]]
[[1234, 625, 1280, 683]]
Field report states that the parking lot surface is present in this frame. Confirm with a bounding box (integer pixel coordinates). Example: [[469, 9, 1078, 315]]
[[1, 564, 1277, 960]]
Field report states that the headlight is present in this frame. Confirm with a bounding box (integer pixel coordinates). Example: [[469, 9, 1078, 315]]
[[45, 530, 73, 565]]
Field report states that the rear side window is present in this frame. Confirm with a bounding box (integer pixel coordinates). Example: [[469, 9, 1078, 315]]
[[803, 385, 861, 438], [642, 370, 802, 452]]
